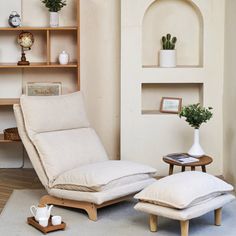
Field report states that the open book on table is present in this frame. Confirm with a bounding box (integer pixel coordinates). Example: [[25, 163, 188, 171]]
[[165, 153, 199, 164]]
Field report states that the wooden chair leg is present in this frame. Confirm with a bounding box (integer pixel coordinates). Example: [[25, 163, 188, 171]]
[[149, 214, 158, 232], [180, 220, 189, 236], [215, 208, 222, 226], [85, 204, 97, 221], [40, 195, 98, 221]]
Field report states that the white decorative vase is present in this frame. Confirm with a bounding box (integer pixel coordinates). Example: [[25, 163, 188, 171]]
[[188, 129, 205, 157], [159, 50, 176, 67], [50, 12, 59, 27], [59, 51, 69, 65]]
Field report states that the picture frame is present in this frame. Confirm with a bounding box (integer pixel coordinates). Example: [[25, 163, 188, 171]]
[[26, 82, 62, 96], [160, 97, 182, 114]]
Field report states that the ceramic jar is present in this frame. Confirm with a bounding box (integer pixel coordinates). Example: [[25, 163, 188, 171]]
[[59, 51, 69, 65]]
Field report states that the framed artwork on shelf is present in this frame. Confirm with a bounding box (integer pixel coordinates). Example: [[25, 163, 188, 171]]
[[26, 82, 62, 96], [160, 97, 182, 114]]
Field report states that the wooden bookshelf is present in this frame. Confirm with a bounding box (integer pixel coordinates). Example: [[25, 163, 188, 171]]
[[0, 62, 78, 69], [0, 134, 20, 143], [0, 0, 80, 149], [0, 99, 19, 106], [0, 27, 78, 31], [0, 0, 80, 88]]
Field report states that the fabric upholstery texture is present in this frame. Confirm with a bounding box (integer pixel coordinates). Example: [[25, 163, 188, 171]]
[[134, 171, 233, 209], [49, 178, 156, 205], [20, 92, 90, 138], [34, 128, 109, 183], [13, 104, 49, 189], [52, 160, 156, 191], [134, 194, 235, 221], [16, 91, 157, 205]]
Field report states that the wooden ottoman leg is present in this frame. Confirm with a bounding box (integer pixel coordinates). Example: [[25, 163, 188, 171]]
[[180, 220, 189, 236], [149, 214, 158, 232], [215, 208, 222, 226]]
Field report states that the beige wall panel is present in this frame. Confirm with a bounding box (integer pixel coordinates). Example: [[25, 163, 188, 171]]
[[224, 0, 236, 188], [143, 0, 203, 66], [80, 0, 120, 160]]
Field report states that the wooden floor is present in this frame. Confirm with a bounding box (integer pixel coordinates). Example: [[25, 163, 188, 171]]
[[0, 169, 43, 213]]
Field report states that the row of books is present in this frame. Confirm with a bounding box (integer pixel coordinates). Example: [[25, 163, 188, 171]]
[[165, 153, 199, 164]]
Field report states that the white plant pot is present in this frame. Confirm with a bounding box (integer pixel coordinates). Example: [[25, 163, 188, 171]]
[[50, 12, 59, 27], [188, 129, 205, 158], [159, 50, 176, 68]]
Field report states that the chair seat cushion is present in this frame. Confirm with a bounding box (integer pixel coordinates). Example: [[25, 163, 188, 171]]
[[49, 178, 156, 205], [52, 160, 157, 191], [134, 171, 233, 209], [134, 194, 235, 221]]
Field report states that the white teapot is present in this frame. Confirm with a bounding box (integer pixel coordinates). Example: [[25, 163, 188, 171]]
[[30, 204, 53, 222]]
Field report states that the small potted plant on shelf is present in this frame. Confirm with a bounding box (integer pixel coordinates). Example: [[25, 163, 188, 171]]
[[179, 103, 213, 157], [41, 0, 67, 27], [159, 33, 177, 67]]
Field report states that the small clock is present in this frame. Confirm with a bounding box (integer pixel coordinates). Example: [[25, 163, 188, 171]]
[[8, 11, 21, 28]]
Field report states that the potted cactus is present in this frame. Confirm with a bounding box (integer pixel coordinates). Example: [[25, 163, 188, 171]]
[[159, 34, 177, 67]]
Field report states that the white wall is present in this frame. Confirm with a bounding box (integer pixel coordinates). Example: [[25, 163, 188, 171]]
[[223, 0, 236, 187], [121, 0, 225, 175]]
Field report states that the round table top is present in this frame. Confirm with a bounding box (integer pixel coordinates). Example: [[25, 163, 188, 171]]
[[163, 154, 213, 167]]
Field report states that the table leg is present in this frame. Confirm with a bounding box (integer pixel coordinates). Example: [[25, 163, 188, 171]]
[[181, 166, 185, 172], [201, 165, 206, 172], [169, 164, 174, 175], [191, 166, 195, 171]]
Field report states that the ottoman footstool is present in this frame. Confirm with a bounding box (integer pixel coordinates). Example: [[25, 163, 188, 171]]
[[135, 194, 234, 236], [134, 171, 235, 236]]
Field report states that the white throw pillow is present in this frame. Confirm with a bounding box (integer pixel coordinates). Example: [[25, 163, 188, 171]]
[[52, 160, 157, 191], [134, 171, 233, 209], [20, 91, 90, 139]]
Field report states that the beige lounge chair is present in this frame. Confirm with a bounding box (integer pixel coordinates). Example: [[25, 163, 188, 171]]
[[14, 92, 156, 221]]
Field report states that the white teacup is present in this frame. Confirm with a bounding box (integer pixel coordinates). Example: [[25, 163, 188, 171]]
[[39, 218, 48, 227], [52, 216, 62, 226]]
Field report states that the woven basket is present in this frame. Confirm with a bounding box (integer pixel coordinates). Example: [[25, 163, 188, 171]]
[[4, 127, 21, 141]]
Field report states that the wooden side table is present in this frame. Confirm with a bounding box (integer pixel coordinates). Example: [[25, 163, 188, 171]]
[[163, 155, 213, 175]]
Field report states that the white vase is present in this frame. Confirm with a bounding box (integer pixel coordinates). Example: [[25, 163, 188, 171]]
[[50, 12, 59, 27], [188, 129, 205, 158], [159, 50, 176, 67], [59, 51, 69, 65]]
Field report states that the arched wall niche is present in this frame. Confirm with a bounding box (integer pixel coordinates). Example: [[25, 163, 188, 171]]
[[142, 0, 204, 67]]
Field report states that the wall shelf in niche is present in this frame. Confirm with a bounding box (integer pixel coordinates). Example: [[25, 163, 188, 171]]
[[141, 83, 203, 115], [142, 0, 204, 68]]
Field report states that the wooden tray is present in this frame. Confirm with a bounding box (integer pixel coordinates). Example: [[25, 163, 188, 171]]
[[27, 216, 66, 234]]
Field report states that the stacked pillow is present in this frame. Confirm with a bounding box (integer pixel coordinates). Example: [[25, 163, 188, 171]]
[[134, 171, 233, 209]]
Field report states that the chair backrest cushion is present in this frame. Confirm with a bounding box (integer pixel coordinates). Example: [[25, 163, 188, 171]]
[[34, 128, 109, 183], [20, 92, 109, 183], [20, 92, 90, 139]]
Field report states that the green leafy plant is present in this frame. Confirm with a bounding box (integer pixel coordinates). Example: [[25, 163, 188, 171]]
[[179, 103, 213, 129], [162, 34, 177, 50], [42, 0, 67, 12]]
